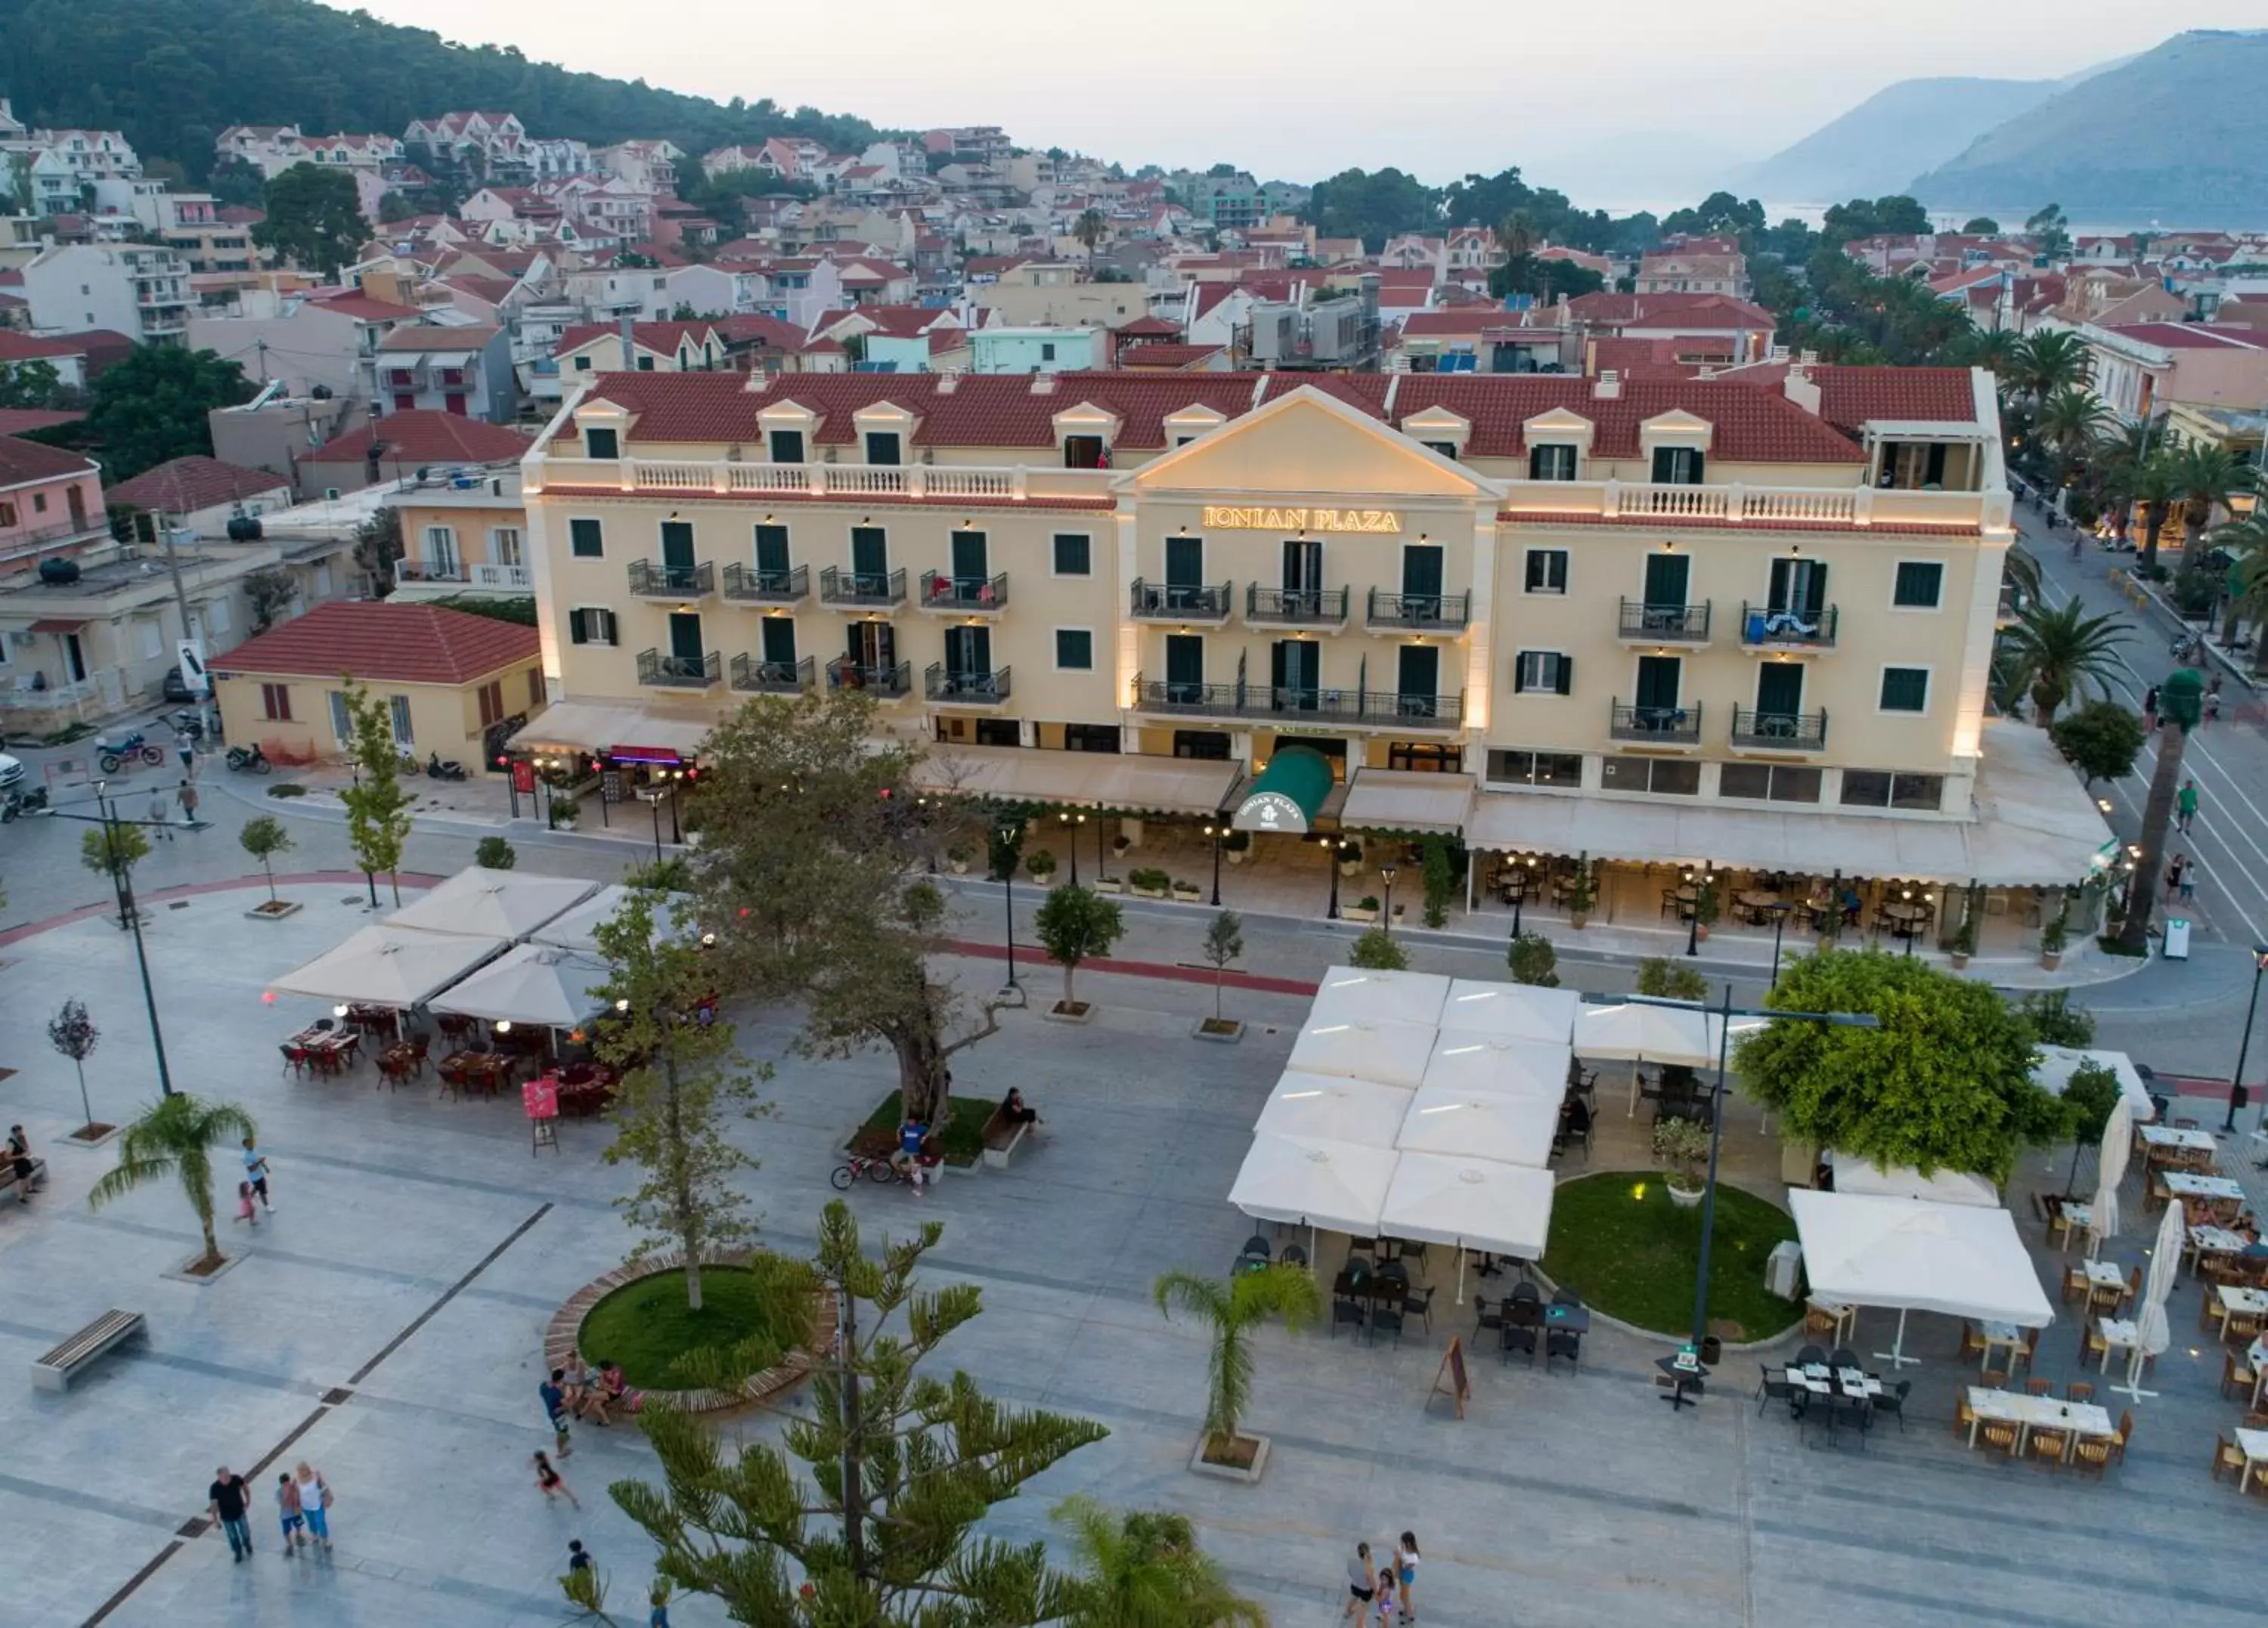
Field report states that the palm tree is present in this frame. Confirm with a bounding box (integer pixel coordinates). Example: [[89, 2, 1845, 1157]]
[[1496, 209, 1535, 262], [2000, 598, 2129, 727], [2128, 451, 2180, 576], [2121, 701, 2195, 954], [88, 1094, 258, 1272], [2170, 441, 2253, 559], [1951, 327, 2019, 379], [2036, 386, 2111, 490], [1152, 1264, 1321, 1459], [2012, 329, 2090, 401], [2220, 518, 2268, 667], [1074, 207, 1105, 269], [1052, 1496, 1265, 1628]]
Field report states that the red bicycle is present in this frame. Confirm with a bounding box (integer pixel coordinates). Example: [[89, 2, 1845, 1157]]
[[830, 1152, 902, 1190]]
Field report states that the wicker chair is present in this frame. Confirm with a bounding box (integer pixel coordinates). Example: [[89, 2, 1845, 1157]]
[[1980, 1367, 2009, 1390], [2223, 1351, 2255, 1402], [2028, 1427, 2069, 1467], [2060, 1264, 2089, 1304], [1952, 1391, 1975, 1442], [2081, 1322, 2109, 1369], [2072, 1435, 2114, 1477], [2214, 1434, 2247, 1484], [2023, 1376, 2054, 1398], [2112, 1410, 2134, 1466], [1979, 1419, 2021, 1457], [2065, 1380, 2095, 1405]]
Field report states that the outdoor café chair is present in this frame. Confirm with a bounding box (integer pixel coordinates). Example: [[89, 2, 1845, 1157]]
[[1874, 1380, 1911, 1432], [2028, 1427, 2069, 1468], [1545, 1329, 1582, 1373], [1796, 1344, 1828, 1370], [1237, 1235, 1272, 1271], [1554, 1286, 1585, 1309], [1501, 1323, 1538, 1366], [1404, 1285, 1435, 1334], [1369, 1302, 1406, 1348], [1828, 1345, 1860, 1371], [1473, 1296, 1504, 1336], [1329, 1298, 1366, 1340], [1279, 1242, 1309, 1269], [1756, 1364, 1801, 1417]]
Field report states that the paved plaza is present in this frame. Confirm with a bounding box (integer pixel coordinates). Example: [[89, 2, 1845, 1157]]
[[1, 859, 2264, 1628]]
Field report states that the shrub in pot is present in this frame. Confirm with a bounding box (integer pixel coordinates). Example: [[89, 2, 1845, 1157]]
[[1024, 847, 1058, 884], [1654, 1117, 1712, 1206]]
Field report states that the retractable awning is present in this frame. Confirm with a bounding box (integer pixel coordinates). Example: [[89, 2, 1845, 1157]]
[[912, 744, 1240, 816], [1339, 769, 1474, 835], [519, 701, 714, 759], [1232, 745, 1334, 834]]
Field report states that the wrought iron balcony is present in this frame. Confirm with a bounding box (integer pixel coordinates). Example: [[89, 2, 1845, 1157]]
[[919, 570, 1009, 613], [925, 664, 1013, 706], [1129, 578, 1232, 622], [627, 559, 715, 599], [1132, 676, 1463, 731], [818, 565, 906, 607], [1365, 588, 1470, 631], [730, 652, 814, 694], [1617, 598, 1712, 642], [1245, 584, 1349, 627], [1730, 707, 1828, 751], [635, 648, 722, 689], [1739, 602, 1838, 650], [825, 658, 911, 698], [1609, 699, 1703, 744], [720, 562, 808, 603]]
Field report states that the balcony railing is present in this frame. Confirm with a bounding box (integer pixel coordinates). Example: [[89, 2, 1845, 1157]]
[[1130, 579, 1232, 621], [1365, 589, 1470, 631], [627, 559, 715, 599], [826, 658, 912, 697], [925, 664, 1014, 705], [730, 652, 815, 694], [1730, 707, 1829, 751], [1738, 602, 1838, 650], [1245, 584, 1349, 627], [1495, 478, 2006, 531], [721, 562, 808, 603], [528, 457, 1117, 505], [395, 559, 467, 583], [920, 570, 1009, 612], [470, 562, 531, 590], [818, 565, 906, 607], [1609, 699, 1703, 744], [1132, 677, 1464, 731], [636, 648, 721, 689], [1617, 599, 1712, 642]]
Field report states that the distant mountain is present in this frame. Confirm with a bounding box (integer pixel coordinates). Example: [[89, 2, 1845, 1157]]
[[1740, 78, 2061, 205], [1912, 30, 2268, 219]]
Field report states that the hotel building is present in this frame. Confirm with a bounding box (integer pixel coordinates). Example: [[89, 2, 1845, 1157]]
[[513, 366, 2108, 942]]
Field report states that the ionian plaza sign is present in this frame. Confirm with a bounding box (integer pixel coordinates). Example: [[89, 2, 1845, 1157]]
[[1200, 505, 1403, 534]]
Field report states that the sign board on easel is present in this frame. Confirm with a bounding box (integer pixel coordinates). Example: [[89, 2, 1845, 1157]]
[[1430, 1335, 1471, 1418], [524, 1074, 559, 1156], [2163, 916, 2191, 961]]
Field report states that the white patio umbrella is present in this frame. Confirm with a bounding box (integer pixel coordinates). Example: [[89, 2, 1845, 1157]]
[[268, 924, 510, 1008], [1573, 1001, 1723, 1117], [2115, 1198, 2184, 1402], [426, 943, 614, 1029], [2088, 1097, 2133, 1259], [531, 885, 696, 956], [387, 865, 600, 941], [1788, 1190, 2054, 1367], [1287, 1017, 1436, 1089], [1225, 1132, 1396, 1236], [1440, 979, 1579, 1044], [2034, 1046, 2158, 1125], [1396, 1086, 1558, 1169], [1309, 967, 1451, 1027], [1378, 1153, 1557, 1302], [1253, 1072, 1412, 1149], [1422, 1032, 1572, 1100]]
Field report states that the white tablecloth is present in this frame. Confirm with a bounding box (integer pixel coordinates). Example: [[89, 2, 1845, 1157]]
[[1968, 1388, 2114, 1456], [2166, 1172, 2245, 1201]]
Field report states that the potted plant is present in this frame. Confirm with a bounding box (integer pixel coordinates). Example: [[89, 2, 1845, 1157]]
[[1338, 844, 1364, 878], [1170, 876, 1203, 902], [1567, 858, 1595, 930], [1815, 896, 1844, 953], [2040, 902, 2068, 971], [947, 842, 974, 875], [1654, 1117, 1712, 1209], [1094, 872, 1123, 896], [1024, 847, 1058, 885], [1949, 914, 1978, 970], [1112, 833, 1133, 859], [1691, 877, 1721, 942], [1342, 894, 1380, 924], [239, 815, 299, 919], [1129, 868, 1169, 900], [1222, 829, 1250, 866], [1154, 1265, 1321, 1482]]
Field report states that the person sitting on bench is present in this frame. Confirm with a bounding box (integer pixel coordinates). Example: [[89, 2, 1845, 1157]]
[[6, 1125, 39, 1206], [1000, 1088, 1041, 1131]]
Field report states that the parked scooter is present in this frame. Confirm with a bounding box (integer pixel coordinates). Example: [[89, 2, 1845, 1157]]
[[226, 742, 271, 775], [426, 752, 468, 782], [0, 785, 48, 821], [169, 709, 208, 741]]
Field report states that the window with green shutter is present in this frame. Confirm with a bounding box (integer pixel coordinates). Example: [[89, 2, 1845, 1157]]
[[1892, 561, 1944, 607], [1055, 629, 1094, 670], [584, 426, 618, 460], [1052, 533, 1092, 576], [569, 518, 604, 558], [1879, 667, 1929, 712]]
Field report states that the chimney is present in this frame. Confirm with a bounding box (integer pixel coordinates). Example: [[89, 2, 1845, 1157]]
[[1783, 356, 1821, 417], [1592, 370, 1621, 401], [617, 308, 637, 370]]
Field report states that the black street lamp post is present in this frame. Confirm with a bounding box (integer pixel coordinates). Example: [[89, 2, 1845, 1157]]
[[1380, 863, 1399, 937], [1202, 821, 1225, 906], [1322, 834, 1346, 919], [998, 822, 1021, 992], [1683, 868, 1710, 958], [2223, 942, 2268, 1134], [1058, 809, 1086, 885], [640, 788, 666, 861], [76, 785, 177, 1097], [1765, 902, 1792, 989]]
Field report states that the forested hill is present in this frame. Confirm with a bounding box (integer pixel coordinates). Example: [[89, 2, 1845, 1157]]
[[0, 0, 887, 183]]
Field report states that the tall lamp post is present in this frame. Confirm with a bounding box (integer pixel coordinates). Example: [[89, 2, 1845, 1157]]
[[996, 820, 1021, 992], [1379, 863, 1399, 937], [1321, 834, 1349, 919], [2223, 942, 2268, 1134], [1058, 809, 1086, 885], [1683, 867, 1713, 958], [1763, 901, 1792, 990], [1201, 821, 1225, 906], [65, 785, 178, 1097], [639, 788, 668, 862]]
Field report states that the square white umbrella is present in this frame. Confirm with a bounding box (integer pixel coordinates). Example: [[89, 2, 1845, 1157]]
[[2034, 1046, 2157, 1125], [1574, 1001, 1735, 1116], [387, 865, 601, 941], [1381, 1153, 1557, 1260], [1309, 966, 1451, 1027], [427, 943, 616, 1029], [1253, 1071, 1413, 1149], [1442, 979, 1580, 1044], [1397, 1087, 1560, 1168], [1423, 1032, 1573, 1100], [1227, 1133, 1396, 1234], [1287, 1017, 1436, 1089], [268, 924, 510, 1008], [532, 884, 696, 955], [1789, 1189, 2054, 1367]]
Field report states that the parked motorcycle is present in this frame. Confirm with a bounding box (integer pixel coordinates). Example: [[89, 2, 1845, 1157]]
[[169, 709, 207, 741], [397, 749, 423, 776], [0, 785, 48, 822], [226, 742, 271, 775], [94, 730, 168, 774], [426, 753, 468, 782]]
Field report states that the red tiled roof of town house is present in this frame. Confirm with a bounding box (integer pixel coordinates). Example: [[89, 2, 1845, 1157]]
[[438, 274, 522, 308], [106, 457, 290, 514], [212, 600, 539, 687], [0, 331, 88, 362], [1563, 291, 1777, 330], [378, 323, 503, 352], [1119, 343, 1225, 370], [555, 320, 721, 357], [1398, 309, 1520, 336], [2104, 323, 2266, 351], [1587, 336, 1706, 379], [312, 411, 534, 467], [1114, 314, 1182, 337], [308, 293, 426, 324], [0, 408, 85, 438], [52, 329, 136, 379], [0, 434, 98, 485], [838, 305, 953, 339]]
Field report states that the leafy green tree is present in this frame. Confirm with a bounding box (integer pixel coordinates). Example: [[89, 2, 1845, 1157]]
[[252, 163, 367, 279], [1301, 166, 1442, 251], [242, 565, 297, 633], [81, 818, 150, 892], [352, 508, 404, 596], [2000, 597, 2128, 726], [0, 357, 67, 410], [2049, 698, 2146, 785], [48, 998, 101, 1132], [1659, 190, 1765, 239], [2211, 512, 2268, 645], [88, 1094, 258, 1271], [591, 889, 766, 1311], [1507, 932, 1559, 986], [1490, 253, 1603, 302], [1819, 194, 1929, 243], [83, 345, 254, 481], [2009, 329, 2090, 403], [610, 1202, 1106, 1621], [2057, 1060, 2122, 1195], [1736, 949, 2064, 1181], [2119, 707, 2192, 953], [1346, 926, 1408, 970], [2126, 450, 2180, 573], [237, 814, 295, 902], [2024, 202, 2072, 260], [473, 835, 516, 869], [1152, 1265, 1321, 1459], [339, 678, 414, 904], [1200, 909, 1244, 1025], [1053, 1497, 1265, 1628], [1074, 206, 1106, 267], [2015, 988, 2096, 1047], [1033, 883, 1125, 1012], [1962, 216, 2001, 234], [1635, 957, 1709, 1001]]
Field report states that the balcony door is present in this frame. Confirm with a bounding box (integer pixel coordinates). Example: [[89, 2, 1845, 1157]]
[[1768, 557, 1827, 618], [1642, 551, 1688, 612], [1398, 645, 1440, 717], [761, 617, 797, 670], [850, 525, 888, 593], [1635, 654, 1681, 720], [943, 625, 992, 690], [1165, 534, 1204, 608], [1755, 662, 1804, 724], [1272, 639, 1318, 712], [1164, 633, 1204, 703], [423, 525, 459, 580], [1402, 543, 1444, 617], [660, 520, 696, 588], [950, 529, 988, 597], [668, 611, 705, 667], [754, 523, 790, 586], [849, 619, 894, 675]]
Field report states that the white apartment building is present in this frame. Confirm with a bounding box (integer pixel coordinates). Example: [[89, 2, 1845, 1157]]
[[21, 243, 191, 343]]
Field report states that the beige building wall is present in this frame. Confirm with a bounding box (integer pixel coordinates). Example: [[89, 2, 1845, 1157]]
[[215, 660, 546, 766]]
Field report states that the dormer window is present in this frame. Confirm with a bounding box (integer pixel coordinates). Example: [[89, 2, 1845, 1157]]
[[584, 426, 619, 460], [1063, 435, 1106, 469], [1651, 445, 1704, 484], [865, 431, 901, 466], [768, 428, 805, 463], [1529, 444, 1578, 481]]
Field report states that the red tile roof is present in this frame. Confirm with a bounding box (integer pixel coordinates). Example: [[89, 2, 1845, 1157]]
[[1564, 291, 1777, 330], [309, 411, 534, 466], [0, 330, 88, 361], [0, 433, 97, 486], [1398, 308, 1519, 336], [2105, 323, 2266, 351], [1119, 343, 1224, 369], [1810, 367, 1980, 435], [106, 457, 292, 513], [0, 408, 85, 437], [377, 323, 502, 352], [556, 320, 720, 358], [212, 601, 538, 686], [1114, 314, 1182, 336], [308, 293, 426, 323]]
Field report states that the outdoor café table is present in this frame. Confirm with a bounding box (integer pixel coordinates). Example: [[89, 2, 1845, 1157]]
[[1978, 1320, 2025, 1373], [289, 1027, 359, 1072], [1542, 1302, 1591, 1335], [2166, 1171, 2248, 1221], [2189, 1224, 2248, 1277], [2139, 1124, 2219, 1161], [1966, 1388, 2113, 1460], [2098, 1317, 2139, 1370], [2081, 1259, 2130, 1308], [2238, 1428, 2268, 1493], [1879, 900, 1926, 924], [2060, 1202, 2094, 1252], [1735, 890, 1780, 924], [1808, 1300, 1858, 1343], [2213, 1284, 2268, 1337], [1786, 1363, 1885, 1400]]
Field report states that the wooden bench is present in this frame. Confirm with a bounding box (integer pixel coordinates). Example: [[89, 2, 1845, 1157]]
[[981, 1106, 1033, 1171], [33, 1310, 146, 1392], [0, 1156, 46, 1203]]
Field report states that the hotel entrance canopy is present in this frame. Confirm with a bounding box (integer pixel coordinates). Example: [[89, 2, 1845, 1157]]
[[912, 744, 1240, 816], [1232, 746, 1334, 834]]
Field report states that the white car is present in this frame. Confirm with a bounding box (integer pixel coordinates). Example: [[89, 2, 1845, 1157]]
[[0, 753, 23, 792]]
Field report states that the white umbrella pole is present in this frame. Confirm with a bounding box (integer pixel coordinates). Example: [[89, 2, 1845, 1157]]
[[2109, 1341, 2158, 1402], [1874, 1306, 1920, 1368], [1455, 1248, 1467, 1307]]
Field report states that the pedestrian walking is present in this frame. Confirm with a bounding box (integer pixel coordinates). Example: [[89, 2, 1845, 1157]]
[[1342, 1540, 1376, 1626], [1395, 1532, 1422, 1623], [146, 789, 173, 841], [568, 1539, 593, 1573], [541, 1369, 574, 1456], [242, 1137, 274, 1212], [2143, 684, 2161, 732], [2166, 853, 2188, 901], [2177, 778, 2199, 834], [533, 1452, 578, 1508], [277, 1472, 307, 1552], [293, 1462, 333, 1550], [209, 1466, 254, 1560], [6, 1125, 35, 1206], [175, 780, 200, 828], [234, 1181, 259, 1227], [2205, 689, 2223, 724], [175, 726, 195, 772], [649, 1581, 673, 1627], [1371, 1562, 1399, 1626]]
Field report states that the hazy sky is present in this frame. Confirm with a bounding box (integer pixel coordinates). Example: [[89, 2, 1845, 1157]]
[[353, 4, 2257, 196]]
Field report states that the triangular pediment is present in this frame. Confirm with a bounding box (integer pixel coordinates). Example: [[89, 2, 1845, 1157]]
[[1523, 405, 1593, 438], [1125, 385, 1501, 500]]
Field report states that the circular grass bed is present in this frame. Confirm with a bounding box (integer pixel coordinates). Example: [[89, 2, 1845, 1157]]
[[1540, 1171, 1799, 1344], [578, 1264, 810, 1391]]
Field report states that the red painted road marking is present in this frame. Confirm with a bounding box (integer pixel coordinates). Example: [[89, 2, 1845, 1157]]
[[945, 937, 1318, 996], [0, 871, 445, 949]]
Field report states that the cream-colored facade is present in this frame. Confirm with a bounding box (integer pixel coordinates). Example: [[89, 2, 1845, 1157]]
[[388, 470, 534, 599], [514, 367, 2098, 884]]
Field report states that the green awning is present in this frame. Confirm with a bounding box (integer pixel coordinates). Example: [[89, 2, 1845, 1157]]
[[1233, 746, 1334, 834]]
